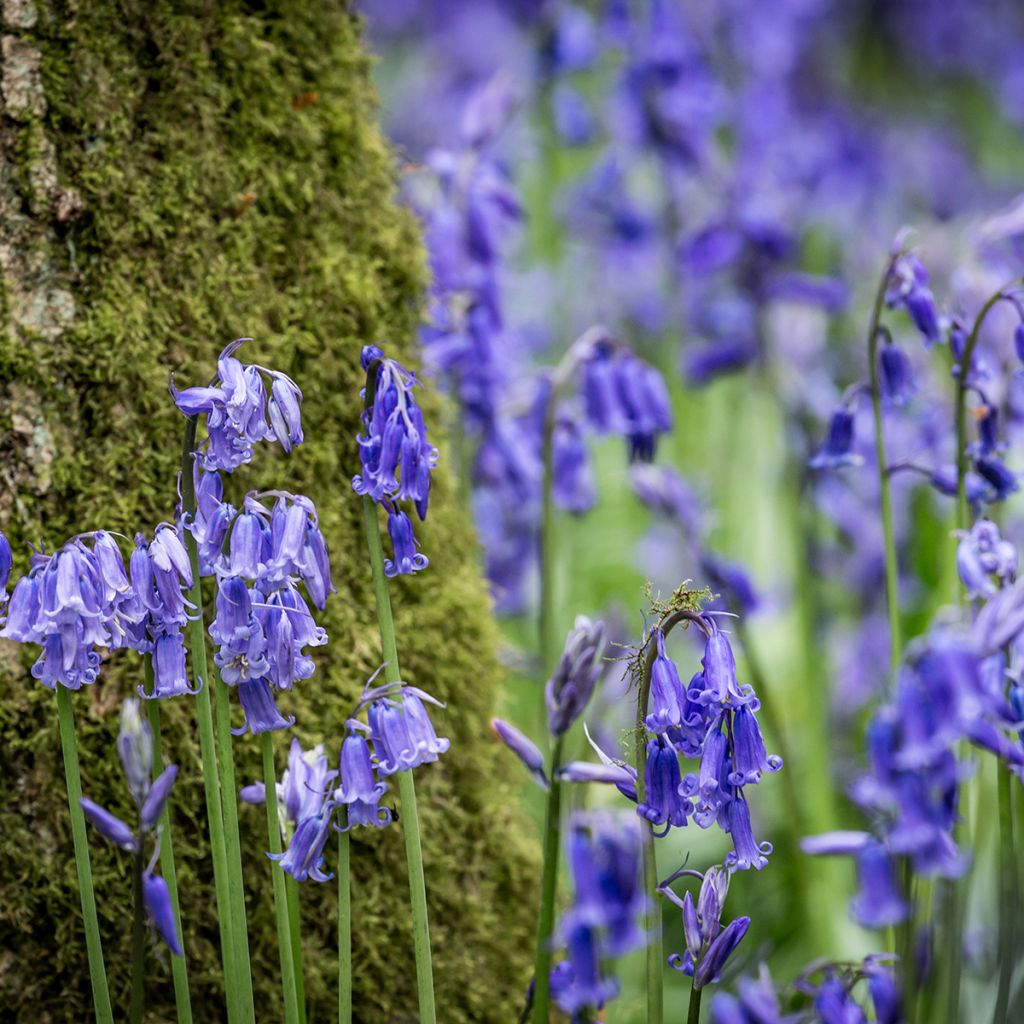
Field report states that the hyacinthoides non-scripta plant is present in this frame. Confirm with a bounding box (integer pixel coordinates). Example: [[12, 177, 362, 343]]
[[494, 583, 781, 1024], [805, 235, 1024, 1023], [353, 342, 443, 1024]]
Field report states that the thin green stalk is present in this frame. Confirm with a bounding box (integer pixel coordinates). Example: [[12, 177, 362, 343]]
[[56, 686, 114, 1024], [286, 874, 307, 1024], [531, 736, 565, 1024], [338, 819, 352, 1024], [993, 762, 1016, 1024], [261, 734, 301, 1024], [179, 416, 242, 1022], [130, 846, 146, 1024], [147, 686, 194, 1024], [539, 383, 558, 673], [954, 282, 1020, 532], [866, 260, 902, 678], [361, 494, 437, 1024], [213, 669, 256, 1023], [687, 983, 702, 1024]]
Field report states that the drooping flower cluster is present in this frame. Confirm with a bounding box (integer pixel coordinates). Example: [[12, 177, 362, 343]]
[[0, 528, 194, 694], [265, 680, 449, 884], [354, 344, 439, 578], [172, 338, 303, 471], [803, 575, 1024, 927], [659, 864, 750, 991], [80, 700, 182, 955], [549, 812, 647, 1019], [559, 612, 781, 872], [203, 489, 332, 734]]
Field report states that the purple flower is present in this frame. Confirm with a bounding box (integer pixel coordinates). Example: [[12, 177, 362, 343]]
[[638, 736, 691, 832], [580, 338, 672, 463], [810, 408, 861, 470], [143, 872, 183, 955], [335, 730, 391, 831], [546, 616, 606, 736], [0, 529, 11, 600], [878, 344, 915, 404], [885, 252, 940, 346], [369, 687, 449, 776], [383, 510, 429, 578], [268, 802, 335, 883], [723, 797, 772, 871], [491, 718, 548, 789], [172, 339, 303, 471], [232, 678, 295, 735], [850, 841, 910, 928], [729, 706, 782, 786], [645, 629, 684, 733], [81, 798, 137, 851]]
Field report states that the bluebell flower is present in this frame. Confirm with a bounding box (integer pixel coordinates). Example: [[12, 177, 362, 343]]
[[729, 706, 782, 786], [384, 510, 429, 577], [143, 872, 183, 956], [369, 687, 449, 776], [866, 961, 903, 1024], [81, 798, 138, 851], [629, 464, 705, 535], [809, 407, 861, 470], [580, 338, 672, 463], [232, 678, 295, 735], [143, 631, 199, 699], [885, 252, 940, 346], [553, 416, 596, 515], [491, 718, 548, 789], [663, 864, 749, 989], [638, 736, 691, 832], [552, 83, 596, 146], [546, 616, 606, 736], [708, 973, 785, 1024], [172, 339, 304, 471], [701, 628, 755, 707], [878, 343, 915, 404], [646, 628, 685, 733], [723, 797, 772, 871], [956, 519, 1016, 598], [334, 729, 392, 830], [268, 802, 335, 883], [974, 454, 1019, 502], [551, 922, 619, 1017], [682, 340, 757, 387], [851, 841, 910, 928], [813, 975, 869, 1024]]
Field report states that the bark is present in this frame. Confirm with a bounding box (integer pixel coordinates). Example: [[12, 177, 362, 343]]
[[0, 2, 537, 1020]]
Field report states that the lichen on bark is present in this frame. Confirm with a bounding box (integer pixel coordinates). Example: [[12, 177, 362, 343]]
[[0, 2, 538, 1020]]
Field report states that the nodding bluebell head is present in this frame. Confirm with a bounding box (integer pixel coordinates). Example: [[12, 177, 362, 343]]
[[707, 969, 784, 1024], [723, 797, 772, 871], [579, 336, 672, 463], [143, 872, 183, 955], [552, 415, 596, 515], [546, 616, 606, 736], [232, 677, 295, 735], [268, 801, 336, 883], [956, 518, 1016, 598], [809, 406, 861, 470], [171, 339, 304, 471], [884, 250, 940, 346], [550, 922, 620, 1018], [334, 728, 392, 831], [368, 686, 449, 777], [638, 736, 691, 833], [383, 510, 429, 578], [491, 718, 548, 789], [354, 344, 438, 520], [280, 738, 337, 829], [700, 626, 756, 708], [878, 342, 915, 405], [645, 628, 685, 734], [664, 864, 749, 990]]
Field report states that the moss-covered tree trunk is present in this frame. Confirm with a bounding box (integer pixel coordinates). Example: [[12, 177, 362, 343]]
[[0, 2, 536, 1020]]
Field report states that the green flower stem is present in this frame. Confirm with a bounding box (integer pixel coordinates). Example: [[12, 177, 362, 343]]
[[261, 734, 301, 1024], [993, 761, 1016, 1024], [539, 375, 558, 674], [56, 686, 114, 1024], [337, 815, 352, 1024], [213, 668, 256, 1023], [687, 983, 702, 1024], [866, 257, 902, 678], [286, 874, 307, 1024], [531, 736, 565, 1024], [179, 415, 244, 1023], [130, 845, 147, 1024], [146, 696, 193, 1024], [954, 282, 1020, 533], [361, 494, 437, 1024]]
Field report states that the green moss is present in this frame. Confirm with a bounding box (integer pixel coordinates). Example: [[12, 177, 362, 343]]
[[0, 2, 537, 1020]]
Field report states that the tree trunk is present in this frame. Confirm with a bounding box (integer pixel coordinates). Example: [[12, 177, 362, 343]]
[[0, 2, 537, 1020]]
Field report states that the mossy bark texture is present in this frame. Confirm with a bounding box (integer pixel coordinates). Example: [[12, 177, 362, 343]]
[[0, 2, 537, 1020]]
